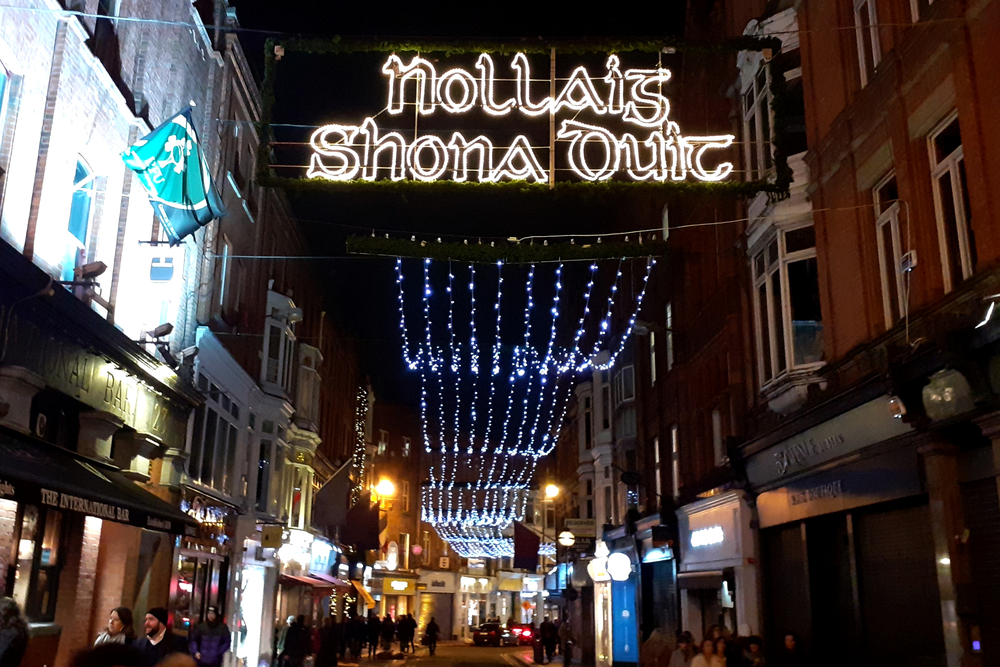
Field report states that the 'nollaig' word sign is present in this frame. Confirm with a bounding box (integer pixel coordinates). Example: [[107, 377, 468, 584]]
[[307, 54, 735, 185]]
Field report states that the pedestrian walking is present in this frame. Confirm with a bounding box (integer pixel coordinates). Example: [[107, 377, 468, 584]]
[[0, 598, 28, 667], [540, 619, 557, 663], [133, 607, 189, 667], [276, 616, 295, 665], [668, 632, 695, 667], [315, 617, 339, 667], [280, 616, 311, 667], [71, 644, 144, 667], [95, 607, 136, 646], [691, 639, 723, 667], [713, 638, 728, 667], [189, 608, 230, 667], [742, 637, 766, 667], [380, 615, 395, 651], [350, 614, 366, 660], [424, 618, 440, 657], [366, 615, 381, 658], [773, 633, 802, 667]]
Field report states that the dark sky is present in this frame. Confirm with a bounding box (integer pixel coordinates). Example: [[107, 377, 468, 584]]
[[229, 0, 688, 403]]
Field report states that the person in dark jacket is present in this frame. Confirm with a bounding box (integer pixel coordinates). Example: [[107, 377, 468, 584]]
[[71, 643, 145, 667], [0, 598, 28, 667], [281, 616, 311, 667], [95, 607, 136, 646], [424, 618, 440, 657], [539, 619, 557, 664], [189, 608, 230, 667], [774, 633, 802, 667], [133, 607, 189, 667], [366, 615, 381, 658], [380, 615, 395, 651]]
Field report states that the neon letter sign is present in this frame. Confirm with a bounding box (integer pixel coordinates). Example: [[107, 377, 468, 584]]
[[308, 53, 734, 185]]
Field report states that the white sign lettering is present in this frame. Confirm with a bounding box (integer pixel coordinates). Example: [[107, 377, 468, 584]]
[[308, 53, 734, 185], [690, 525, 724, 548]]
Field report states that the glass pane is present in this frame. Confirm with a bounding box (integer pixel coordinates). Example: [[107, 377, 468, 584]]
[[771, 271, 787, 374], [12, 506, 39, 609], [622, 366, 635, 400], [755, 66, 768, 98], [201, 409, 218, 484], [958, 159, 975, 270], [256, 440, 272, 512], [190, 406, 205, 477], [788, 258, 824, 365], [859, 3, 875, 81], [757, 283, 772, 381], [746, 117, 758, 180], [785, 226, 816, 253], [759, 96, 772, 170], [754, 252, 765, 279], [933, 117, 962, 164], [880, 220, 900, 323], [938, 171, 964, 286], [877, 177, 898, 214], [767, 239, 779, 268], [226, 423, 238, 495], [212, 418, 229, 490], [39, 511, 61, 567]]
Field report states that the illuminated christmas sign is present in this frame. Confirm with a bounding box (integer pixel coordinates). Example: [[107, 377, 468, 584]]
[[307, 53, 734, 185]]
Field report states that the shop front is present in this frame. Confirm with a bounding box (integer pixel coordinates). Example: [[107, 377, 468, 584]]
[[276, 529, 344, 623], [635, 515, 677, 647], [586, 545, 612, 667], [417, 570, 455, 639], [457, 575, 498, 639], [373, 572, 417, 620], [740, 393, 947, 663], [676, 491, 756, 641], [604, 539, 639, 667]]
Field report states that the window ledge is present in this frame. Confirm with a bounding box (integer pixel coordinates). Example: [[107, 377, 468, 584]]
[[761, 364, 826, 415]]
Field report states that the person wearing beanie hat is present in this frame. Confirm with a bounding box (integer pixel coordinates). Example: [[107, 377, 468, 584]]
[[134, 607, 190, 667]]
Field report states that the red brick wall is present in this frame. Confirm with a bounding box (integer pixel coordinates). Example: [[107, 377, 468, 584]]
[[52, 516, 103, 667], [89, 521, 144, 645]]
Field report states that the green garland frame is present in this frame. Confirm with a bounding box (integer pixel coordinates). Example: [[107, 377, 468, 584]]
[[256, 36, 791, 199], [346, 235, 672, 263]]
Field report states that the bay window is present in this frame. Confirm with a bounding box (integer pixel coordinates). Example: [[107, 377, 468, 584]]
[[191, 372, 242, 496], [752, 224, 823, 386], [929, 113, 974, 292], [262, 315, 296, 395]]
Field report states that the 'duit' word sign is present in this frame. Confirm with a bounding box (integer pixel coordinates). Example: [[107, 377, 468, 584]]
[[307, 53, 735, 184]]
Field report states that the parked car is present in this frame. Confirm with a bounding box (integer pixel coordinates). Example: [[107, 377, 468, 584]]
[[507, 623, 535, 646], [473, 623, 516, 646]]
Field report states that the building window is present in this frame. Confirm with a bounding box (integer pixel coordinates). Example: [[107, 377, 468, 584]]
[[601, 386, 610, 429], [11, 504, 66, 623], [929, 114, 974, 292], [402, 437, 411, 457], [586, 499, 593, 519], [262, 303, 296, 395], [218, 237, 231, 307], [525, 499, 535, 524], [854, 0, 881, 86], [742, 63, 772, 181], [584, 397, 593, 450], [378, 430, 388, 456], [546, 507, 555, 530], [751, 225, 823, 386], [649, 331, 657, 385], [712, 409, 725, 466], [401, 481, 410, 513], [63, 160, 95, 281], [603, 486, 613, 524], [422, 531, 431, 563], [612, 365, 635, 406], [671, 424, 680, 500], [654, 436, 662, 501], [910, 0, 931, 22], [400, 533, 410, 570], [874, 173, 906, 327], [189, 374, 242, 496], [665, 303, 674, 371]]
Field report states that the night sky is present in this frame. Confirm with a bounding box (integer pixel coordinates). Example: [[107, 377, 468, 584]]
[[230, 1, 688, 403]]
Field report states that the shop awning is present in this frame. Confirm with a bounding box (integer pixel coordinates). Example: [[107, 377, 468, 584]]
[[311, 573, 353, 590], [352, 580, 376, 607], [0, 426, 197, 535], [677, 571, 724, 590], [279, 574, 337, 589]]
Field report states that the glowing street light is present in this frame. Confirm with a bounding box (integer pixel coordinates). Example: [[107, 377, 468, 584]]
[[558, 531, 576, 547], [545, 484, 560, 499], [376, 478, 396, 498]]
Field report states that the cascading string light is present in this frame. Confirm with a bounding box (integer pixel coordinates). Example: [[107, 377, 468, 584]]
[[399, 256, 655, 556]]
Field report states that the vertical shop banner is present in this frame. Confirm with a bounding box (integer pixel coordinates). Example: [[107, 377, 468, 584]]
[[513, 522, 540, 571], [122, 108, 226, 245]]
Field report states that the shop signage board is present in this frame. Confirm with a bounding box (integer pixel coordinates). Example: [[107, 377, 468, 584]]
[[419, 570, 457, 593], [3, 311, 189, 450], [744, 396, 913, 489], [307, 54, 735, 186], [677, 493, 743, 567], [564, 518, 597, 537], [756, 444, 923, 528]]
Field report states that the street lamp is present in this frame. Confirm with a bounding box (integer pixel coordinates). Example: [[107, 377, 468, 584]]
[[376, 478, 396, 498], [558, 531, 576, 547], [545, 483, 560, 499]]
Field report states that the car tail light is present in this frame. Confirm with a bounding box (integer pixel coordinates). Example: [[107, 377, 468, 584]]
[[524, 630, 532, 637], [512, 629, 522, 635]]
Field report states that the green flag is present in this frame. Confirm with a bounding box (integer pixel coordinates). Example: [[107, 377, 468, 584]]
[[122, 108, 226, 245]]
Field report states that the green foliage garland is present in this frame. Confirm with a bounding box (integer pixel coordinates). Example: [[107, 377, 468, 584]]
[[346, 235, 671, 263]]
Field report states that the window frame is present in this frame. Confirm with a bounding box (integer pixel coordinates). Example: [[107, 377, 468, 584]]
[[190, 371, 243, 497], [874, 172, 905, 327], [401, 480, 410, 513], [742, 61, 773, 182], [219, 236, 231, 308], [751, 223, 824, 388], [261, 316, 296, 395], [670, 424, 680, 500], [665, 302, 674, 371], [928, 112, 973, 293], [854, 0, 882, 87]]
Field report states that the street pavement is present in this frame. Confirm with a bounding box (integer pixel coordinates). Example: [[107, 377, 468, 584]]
[[336, 641, 539, 667]]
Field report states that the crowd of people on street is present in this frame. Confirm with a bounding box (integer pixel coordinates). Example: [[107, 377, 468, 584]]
[[668, 627, 801, 667], [277, 610, 440, 665]]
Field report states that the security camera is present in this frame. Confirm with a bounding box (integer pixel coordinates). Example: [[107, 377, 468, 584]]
[[149, 323, 174, 339], [276, 307, 304, 324], [75, 261, 107, 280], [181, 346, 199, 360]]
